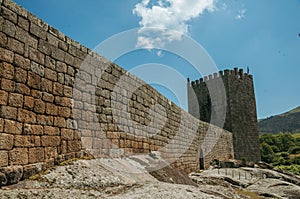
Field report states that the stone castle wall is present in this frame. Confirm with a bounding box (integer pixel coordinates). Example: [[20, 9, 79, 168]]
[[0, 0, 234, 186], [188, 68, 260, 162]]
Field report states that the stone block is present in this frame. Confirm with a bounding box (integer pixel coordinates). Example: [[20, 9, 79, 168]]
[[15, 83, 30, 95], [41, 136, 60, 147], [24, 96, 34, 110], [29, 47, 45, 65], [2, 19, 16, 37], [53, 117, 66, 128], [44, 126, 59, 136], [38, 39, 52, 55], [0, 90, 8, 105], [41, 78, 53, 93], [45, 103, 58, 116], [63, 86, 73, 98], [30, 61, 44, 76], [44, 68, 57, 81], [9, 148, 28, 165], [0, 32, 8, 47], [51, 47, 65, 61], [29, 147, 44, 164], [61, 128, 75, 140], [1, 166, 23, 185], [14, 135, 35, 147], [14, 54, 30, 70], [3, 0, 28, 18], [17, 109, 36, 124], [7, 37, 24, 55], [27, 71, 41, 89], [0, 150, 8, 167], [1, 78, 15, 92], [30, 22, 46, 40], [67, 140, 81, 153], [33, 98, 45, 114], [0, 106, 17, 120], [45, 56, 56, 69], [31, 89, 42, 98], [47, 32, 59, 47], [0, 62, 14, 79], [4, 119, 22, 135], [15, 67, 27, 83], [53, 82, 64, 96], [81, 137, 93, 149], [8, 93, 23, 108], [36, 115, 53, 126], [56, 61, 67, 73], [23, 124, 43, 135], [58, 106, 71, 118], [44, 147, 57, 159], [18, 16, 29, 31], [1, 6, 17, 23]]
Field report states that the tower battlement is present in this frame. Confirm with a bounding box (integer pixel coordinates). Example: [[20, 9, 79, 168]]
[[188, 67, 253, 87], [188, 67, 261, 162]]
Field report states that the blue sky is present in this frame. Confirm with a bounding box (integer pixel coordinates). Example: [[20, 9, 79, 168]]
[[13, 0, 300, 119]]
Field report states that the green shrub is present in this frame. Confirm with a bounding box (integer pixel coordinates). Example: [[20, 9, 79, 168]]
[[260, 142, 275, 163], [289, 146, 300, 154]]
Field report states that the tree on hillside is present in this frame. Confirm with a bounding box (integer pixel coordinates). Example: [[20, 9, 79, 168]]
[[260, 142, 275, 163]]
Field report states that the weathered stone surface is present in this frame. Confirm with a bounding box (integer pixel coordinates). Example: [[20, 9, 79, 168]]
[[188, 68, 260, 162], [0, 62, 14, 79], [0, 0, 238, 187], [4, 119, 22, 135], [1, 166, 23, 185], [0, 133, 13, 150], [0, 90, 8, 105], [17, 109, 36, 124], [9, 148, 28, 165], [8, 93, 23, 107], [2, 19, 16, 37], [1, 6, 17, 23], [29, 148, 45, 164], [7, 37, 24, 55], [0, 78, 15, 92], [0, 47, 14, 63], [22, 164, 42, 180], [41, 136, 60, 147], [44, 126, 59, 136], [0, 172, 7, 186], [0, 151, 8, 167], [18, 16, 29, 31], [15, 67, 27, 83]]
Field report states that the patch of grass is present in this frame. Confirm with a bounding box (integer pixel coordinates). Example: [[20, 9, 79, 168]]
[[235, 189, 265, 199], [59, 155, 94, 166], [292, 133, 300, 139], [59, 158, 79, 166], [286, 106, 300, 115], [275, 164, 300, 175], [29, 169, 51, 181]]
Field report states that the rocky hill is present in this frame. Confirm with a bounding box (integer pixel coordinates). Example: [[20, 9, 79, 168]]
[[0, 153, 299, 199], [259, 106, 300, 134]]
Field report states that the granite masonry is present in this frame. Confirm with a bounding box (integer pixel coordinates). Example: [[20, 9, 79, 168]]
[[188, 68, 261, 162], [0, 0, 235, 186]]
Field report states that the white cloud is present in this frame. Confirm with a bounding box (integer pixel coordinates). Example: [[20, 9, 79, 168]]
[[133, 0, 216, 49], [236, 9, 246, 20]]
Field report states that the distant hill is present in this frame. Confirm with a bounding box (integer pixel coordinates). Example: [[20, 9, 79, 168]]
[[259, 106, 300, 134]]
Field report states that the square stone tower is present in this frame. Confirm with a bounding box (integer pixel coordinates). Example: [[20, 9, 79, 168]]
[[188, 67, 261, 162]]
